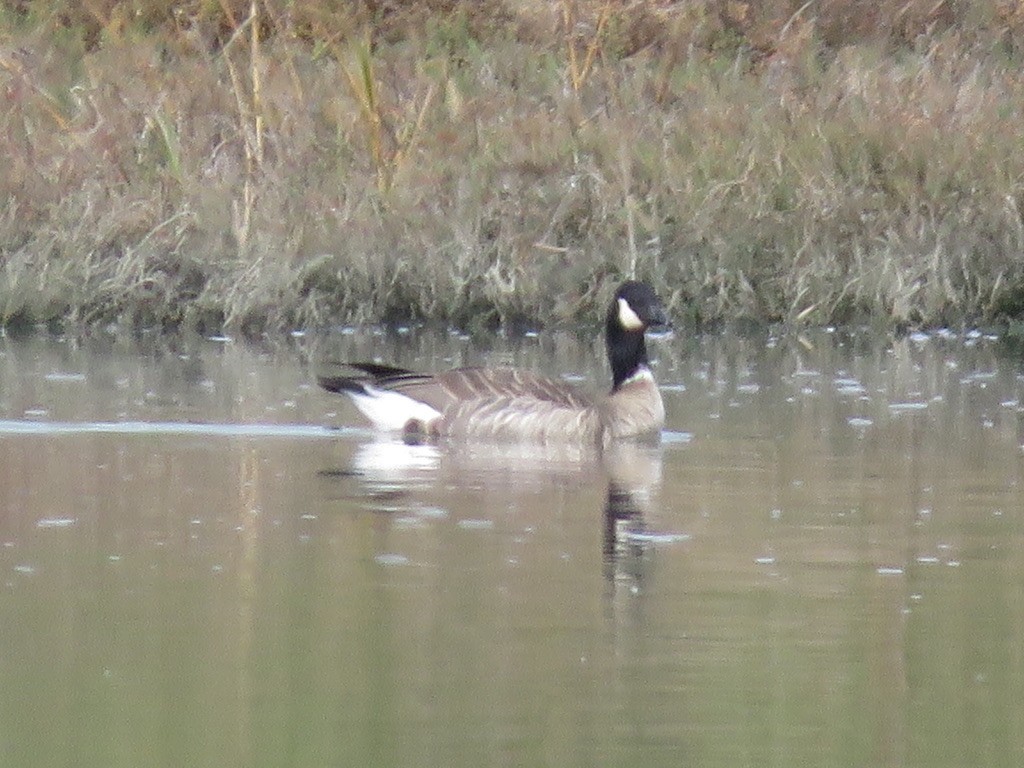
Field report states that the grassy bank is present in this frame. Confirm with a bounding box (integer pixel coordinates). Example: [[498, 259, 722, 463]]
[[2, 1, 1024, 335]]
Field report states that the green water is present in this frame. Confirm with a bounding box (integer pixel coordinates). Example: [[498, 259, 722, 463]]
[[0, 329, 1022, 767]]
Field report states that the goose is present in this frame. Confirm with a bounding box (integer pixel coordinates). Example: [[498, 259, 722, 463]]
[[317, 281, 669, 446]]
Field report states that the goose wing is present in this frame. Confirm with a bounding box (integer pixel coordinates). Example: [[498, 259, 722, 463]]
[[319, 364, 594, 413], [432, 367, 593, 409]]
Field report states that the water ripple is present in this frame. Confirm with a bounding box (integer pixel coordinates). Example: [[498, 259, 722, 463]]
[[0, 419, 348, 439]]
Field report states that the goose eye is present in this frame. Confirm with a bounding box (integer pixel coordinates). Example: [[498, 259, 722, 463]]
[[617, 297, 644, 330]]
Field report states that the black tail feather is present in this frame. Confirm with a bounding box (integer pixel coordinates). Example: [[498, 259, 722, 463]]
[[345, 362, 415, 379], [317, 375, 369, 395], [317, 362, 422, 395]]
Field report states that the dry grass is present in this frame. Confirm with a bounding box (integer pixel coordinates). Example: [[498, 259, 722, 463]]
[[2, 0, 1024, 335]]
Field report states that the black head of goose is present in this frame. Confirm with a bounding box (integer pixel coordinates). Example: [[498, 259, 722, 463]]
[[318, 280, 670, 445]]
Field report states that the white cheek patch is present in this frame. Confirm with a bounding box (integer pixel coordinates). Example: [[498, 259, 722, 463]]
[[617, 297, 645, 330]]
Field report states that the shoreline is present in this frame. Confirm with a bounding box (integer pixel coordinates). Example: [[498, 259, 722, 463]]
[[3, 2, 1024, 337]]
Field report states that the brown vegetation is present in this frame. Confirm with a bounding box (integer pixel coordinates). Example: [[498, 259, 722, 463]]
[[2, 1, 1024, 335]]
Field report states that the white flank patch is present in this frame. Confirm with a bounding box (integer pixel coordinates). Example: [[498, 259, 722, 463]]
[[348, 386, 442, 431], [617, 297, 644, 330]]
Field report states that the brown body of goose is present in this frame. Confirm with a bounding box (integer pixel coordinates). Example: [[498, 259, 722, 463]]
[[318, 281, 669, 446]]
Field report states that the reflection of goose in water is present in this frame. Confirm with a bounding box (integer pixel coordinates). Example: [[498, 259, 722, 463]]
[[602, 442, 662, 552], [318, 282, 669, 445], [600, 442, 685, 593], [327, 437, 681, 584], [344, 435, 604, 493]]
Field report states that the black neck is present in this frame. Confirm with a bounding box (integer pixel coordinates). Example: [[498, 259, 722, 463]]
[[606, 317, 648, 391]]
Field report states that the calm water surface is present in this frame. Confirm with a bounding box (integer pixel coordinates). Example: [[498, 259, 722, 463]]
[[0, 328, 1022, 768]]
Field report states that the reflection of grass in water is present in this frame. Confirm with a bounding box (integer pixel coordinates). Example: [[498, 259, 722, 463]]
[[3, 1, 1024, 335]]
